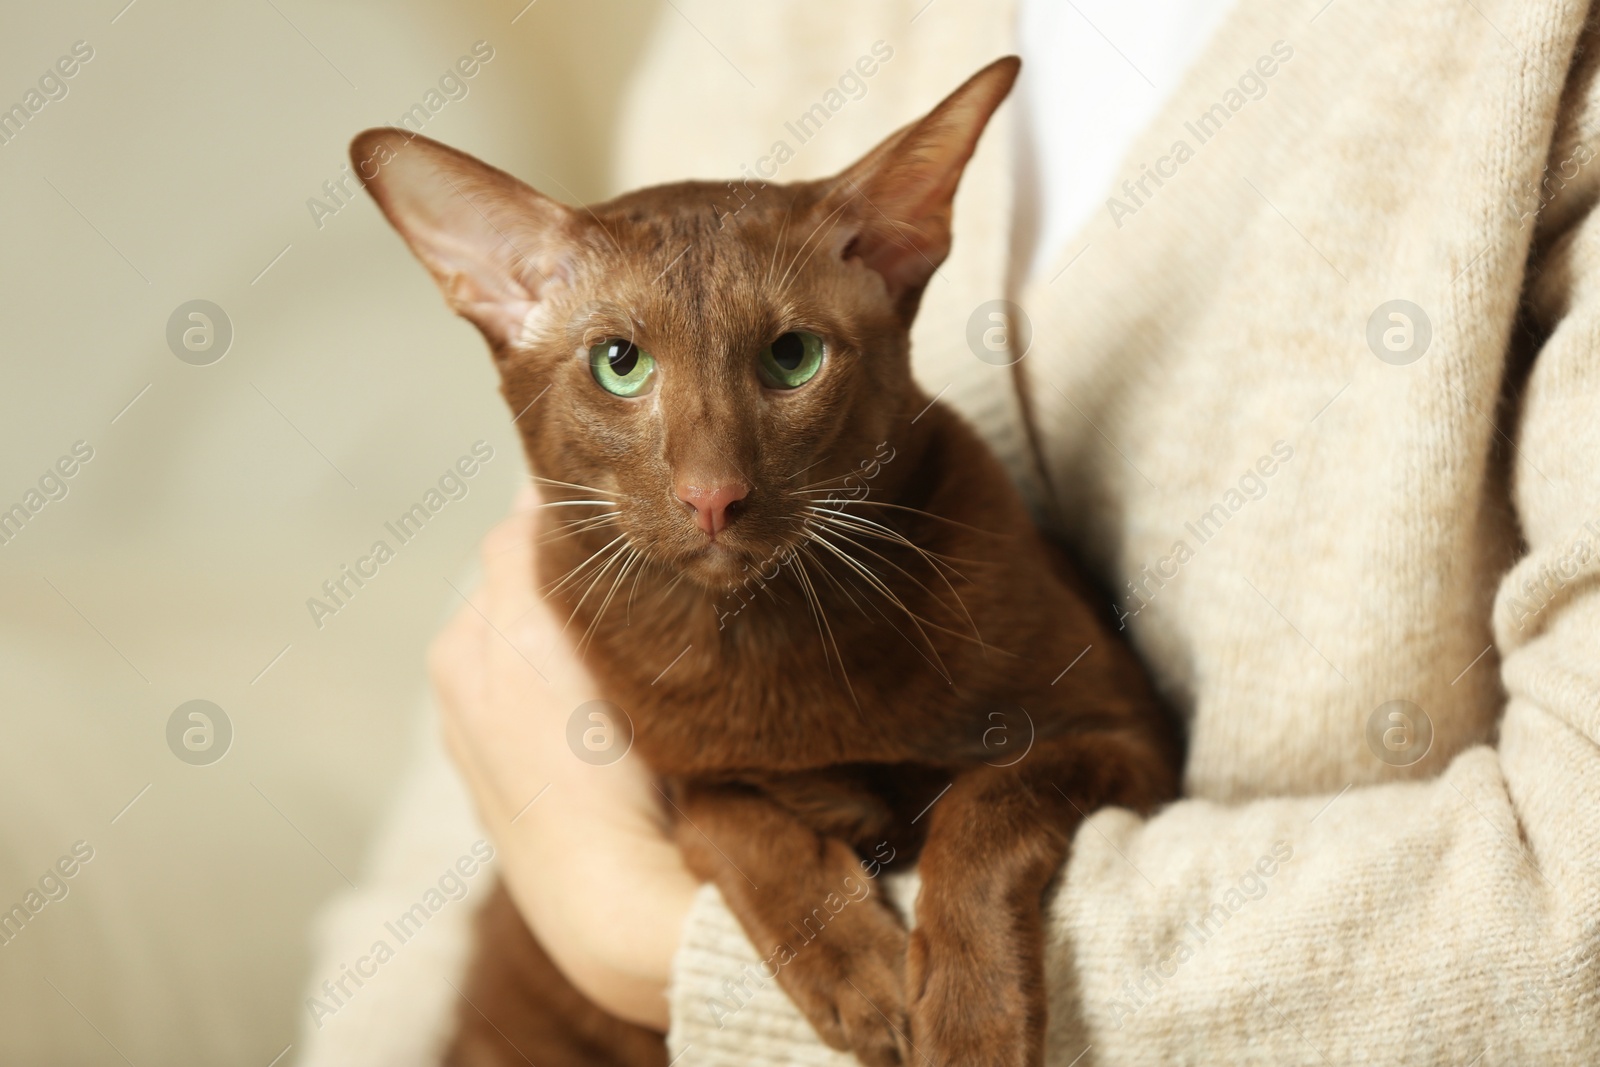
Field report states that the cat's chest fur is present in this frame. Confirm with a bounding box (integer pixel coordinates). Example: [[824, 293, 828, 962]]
[[590, 590, 977, 775], [536, 525, 971, 774]]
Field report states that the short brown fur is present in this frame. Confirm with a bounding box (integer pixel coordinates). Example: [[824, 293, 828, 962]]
[[356, 56, 1180, 1067]]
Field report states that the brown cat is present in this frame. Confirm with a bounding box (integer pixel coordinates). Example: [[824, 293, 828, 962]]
[[354, 56, 1180, 1067]]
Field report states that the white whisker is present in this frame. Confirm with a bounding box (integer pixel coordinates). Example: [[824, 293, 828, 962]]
[[765, 198, 795, 290], [791, 493, 1000, 538], [791, 546, 858, 709], [531, 475, 618, 497], [776, 198, 853, 296], [537, 513, 622, 546], [805, 527, 951, 679], [562, 538, 634, 640], [812, 512, 986, 653], [582, 547, 641, 652], [804, 504, 977, 579], [543, 533, 628, 598], [804, 529, 955, 682]]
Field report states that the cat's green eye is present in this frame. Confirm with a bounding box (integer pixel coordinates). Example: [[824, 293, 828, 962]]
[[757, 331, 824, 389], [588, 339, 656, 397]]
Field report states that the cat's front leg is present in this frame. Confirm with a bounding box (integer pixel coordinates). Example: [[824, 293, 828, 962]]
[[672, 780, 912, 1067], [908, 732, 1174, 1066], [906, 770, 1068, 1067]]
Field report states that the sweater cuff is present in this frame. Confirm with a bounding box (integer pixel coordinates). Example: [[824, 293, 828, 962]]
[[665, 882, 854, 1065]]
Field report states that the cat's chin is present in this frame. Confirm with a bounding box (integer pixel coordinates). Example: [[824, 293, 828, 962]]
[[673, 539, 769, 590]]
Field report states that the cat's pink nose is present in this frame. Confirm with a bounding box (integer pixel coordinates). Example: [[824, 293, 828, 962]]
[[677, 481, 748, 538]]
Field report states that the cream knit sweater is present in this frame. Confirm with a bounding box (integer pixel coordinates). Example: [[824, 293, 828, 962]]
[[618, 1, 1600, 1063]]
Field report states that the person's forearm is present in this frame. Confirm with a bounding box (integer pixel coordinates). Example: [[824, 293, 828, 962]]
[[575, 844, 697, 1029], [499, 800, 696, 1030], [429, 489, 702, 1035]]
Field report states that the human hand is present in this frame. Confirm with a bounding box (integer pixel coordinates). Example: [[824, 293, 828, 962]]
[[429, 485, 698, 1030]]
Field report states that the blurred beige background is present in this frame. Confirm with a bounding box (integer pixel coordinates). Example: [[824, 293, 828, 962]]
[[0, 2, 1025, 1063], [0, 2, 658, 1064]]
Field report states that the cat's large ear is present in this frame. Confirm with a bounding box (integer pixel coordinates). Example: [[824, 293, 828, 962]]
[[821, 56, 1020, 315], [350, 129, 574, 352]]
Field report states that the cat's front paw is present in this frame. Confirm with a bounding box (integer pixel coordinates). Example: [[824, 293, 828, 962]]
[[776, 901, 910, 1067], [906, 922, 1041, 1067]]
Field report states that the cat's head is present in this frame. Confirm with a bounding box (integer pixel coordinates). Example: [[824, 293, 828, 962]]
[[354, 57, 1017, 589]]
